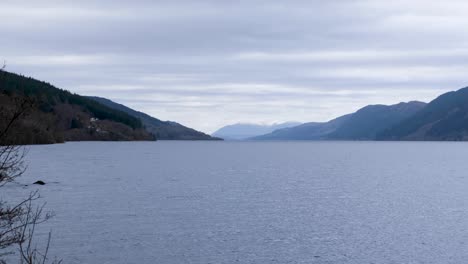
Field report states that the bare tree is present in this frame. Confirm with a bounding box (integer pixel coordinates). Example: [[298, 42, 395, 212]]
[[0, 92, 61, 263], [0, 97, 34, 185], [0, 191, 60, 264]]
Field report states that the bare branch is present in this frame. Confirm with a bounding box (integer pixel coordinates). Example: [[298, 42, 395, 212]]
[[0, 93, 60, 263]]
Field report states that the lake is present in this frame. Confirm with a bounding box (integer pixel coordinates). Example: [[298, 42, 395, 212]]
[[4, 141, 468, 263]]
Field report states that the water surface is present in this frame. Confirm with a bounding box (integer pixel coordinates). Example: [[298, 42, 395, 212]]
[[5, 141, 468, 263]]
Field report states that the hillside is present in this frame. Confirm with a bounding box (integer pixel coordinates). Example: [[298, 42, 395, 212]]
[[212, 122, 301, 140], [88, 97, 220, 140], [328, 101, 426, 140], [253, 101, 426, 141], [0, 70, 154, 144], [251, 115, 351, 140], [378, 87, 468, 140]]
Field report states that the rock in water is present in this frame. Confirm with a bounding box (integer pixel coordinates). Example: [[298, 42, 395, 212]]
[[33, 180, 45, 185]]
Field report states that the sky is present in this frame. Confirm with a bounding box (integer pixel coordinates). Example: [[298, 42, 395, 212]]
[[2, 0, 468, 133]]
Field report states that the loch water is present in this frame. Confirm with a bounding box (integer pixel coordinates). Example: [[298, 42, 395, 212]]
[[4, 141, 468, 263]]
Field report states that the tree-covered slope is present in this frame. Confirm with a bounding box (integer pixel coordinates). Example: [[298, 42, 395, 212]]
[[252, 101, 426, 141], [88, 97, 221, 140], [0, 71, 154, 144], [378, 87, 468, 140], [328, 101, 426, 140]]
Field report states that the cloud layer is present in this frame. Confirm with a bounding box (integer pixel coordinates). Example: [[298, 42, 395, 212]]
[[2, 0, 468, 132]]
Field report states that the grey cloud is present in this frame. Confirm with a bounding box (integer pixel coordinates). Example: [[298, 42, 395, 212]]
[[2, 0, 468, 132]]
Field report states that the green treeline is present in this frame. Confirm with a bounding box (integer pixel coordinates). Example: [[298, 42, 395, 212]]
[[0, 71, 142, 129]]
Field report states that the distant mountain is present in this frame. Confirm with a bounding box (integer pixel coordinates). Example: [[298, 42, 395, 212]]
[[89, 97, 220, 140], [212, 122, 301, 140], [253, 101, 426, 141], [0, 70, 154, 144], [251, 116, 350, 140], [328, 101, 427, 140], [378, 87, 468, 141]]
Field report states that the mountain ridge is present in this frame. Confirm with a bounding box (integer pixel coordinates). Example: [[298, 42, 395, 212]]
[[252, 101, 427, 141], [212, 122, 301, 140], [88, 96, 221, 140], [0, 70, 154, 144], [377, 87, 468, 141], [327, 101, 427, 140]]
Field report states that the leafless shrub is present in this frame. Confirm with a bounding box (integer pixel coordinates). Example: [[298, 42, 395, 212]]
[[0, 93, 61, 263], [0, 96, 34, 185]]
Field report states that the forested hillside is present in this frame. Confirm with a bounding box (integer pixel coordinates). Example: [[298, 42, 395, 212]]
[[378, 87, 468, 140], [0, 70, 154, 144], [89, 97, 221, 140], [253, 102, 426, 141]]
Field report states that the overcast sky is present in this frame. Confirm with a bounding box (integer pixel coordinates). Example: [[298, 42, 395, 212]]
[[2, 0, 468, 133]]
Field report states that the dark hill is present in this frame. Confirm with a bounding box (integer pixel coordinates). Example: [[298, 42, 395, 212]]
[[0, 70, 154, 144], [328, 101, 426, 140], [88, 97, 221, 140], [378, 87, 468, 140], [251, 115, 351, 140], [252, 101, 426, 141]]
